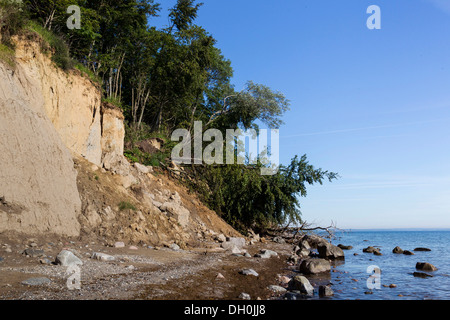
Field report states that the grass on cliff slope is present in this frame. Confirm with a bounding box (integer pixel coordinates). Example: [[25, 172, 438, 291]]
[[24, 21, 100, 85], [0, 43, 15, 68], [25, 20, 74, 71]]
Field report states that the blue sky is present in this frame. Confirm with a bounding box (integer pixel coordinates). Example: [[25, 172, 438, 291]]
[[153, 0, 450, 229]]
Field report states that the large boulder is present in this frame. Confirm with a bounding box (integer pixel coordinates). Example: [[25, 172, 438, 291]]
[[290, 276, 314, 295], [337, 244, 353, 250], [393, 246, 404, 254], [363, 246, 381, 255], [55, 250, 83, 267], [318, 242, 345, 260], [300, 235, 329, 249], [221, 237, 246, 251], [416, 262, 438, 272], [159, 192, 190, 228], [299, 258, 331, 274]]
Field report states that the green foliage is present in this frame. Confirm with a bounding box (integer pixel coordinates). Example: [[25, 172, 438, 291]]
[[189, 155, 338, 233], [26, 20, 73, 70], [0, 0, 27, 48], [74, 62, 101, 84], [0, 43, 15, 67], [10, 0, 338, 232], [124, 147, 168, 167], [102, 96, 123, 109], [118, 201, 136, 211]]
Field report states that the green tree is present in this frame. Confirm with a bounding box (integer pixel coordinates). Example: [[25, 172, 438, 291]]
[[189, 155, 338, 233]]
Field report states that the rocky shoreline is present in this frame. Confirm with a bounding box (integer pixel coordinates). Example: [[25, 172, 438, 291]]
[[1, 230, 440, 300], [0, 231, 296, 300]]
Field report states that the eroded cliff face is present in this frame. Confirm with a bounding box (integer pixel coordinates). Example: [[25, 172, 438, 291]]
[[0, 37, 126, 236], [0, 36, 240, 244], [0, 39, 82, 236], [12, 39, 124, 167]]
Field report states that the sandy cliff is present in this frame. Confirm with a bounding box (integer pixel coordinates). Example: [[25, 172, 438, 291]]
[[0, 38, 82, 236], [0, 35, 239, 244]]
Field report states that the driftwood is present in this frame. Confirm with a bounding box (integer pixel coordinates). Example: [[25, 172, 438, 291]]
[[266, 221, 341, 242]]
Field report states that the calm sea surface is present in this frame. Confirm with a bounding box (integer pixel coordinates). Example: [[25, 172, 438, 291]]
[[309, 230, 450, 300]]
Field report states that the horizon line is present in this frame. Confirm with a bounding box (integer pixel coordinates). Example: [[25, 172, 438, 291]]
[[338, 227, 450, 231]]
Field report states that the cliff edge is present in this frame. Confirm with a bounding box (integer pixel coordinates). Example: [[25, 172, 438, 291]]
[[0, 35, 240, 245]]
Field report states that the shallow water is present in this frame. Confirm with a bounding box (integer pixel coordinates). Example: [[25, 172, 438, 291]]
[[311, 230, 450, 300]]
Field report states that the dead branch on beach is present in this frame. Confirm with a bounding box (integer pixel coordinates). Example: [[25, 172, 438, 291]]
[[267, 220, 342, 241]]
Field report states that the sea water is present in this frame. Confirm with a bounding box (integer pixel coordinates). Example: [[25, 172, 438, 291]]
[[312, 230, 450, 300]]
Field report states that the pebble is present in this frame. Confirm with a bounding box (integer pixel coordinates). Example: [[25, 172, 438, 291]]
[[267, 285, 287, 293], [39, 258, 52, 265], [91, 252, 115, 262], [21, 277, 51, 286], [216, 273, 225, 280], [389, 284, 397, 288], [254, 249, 278, 259], [23, 248, 45, 258], [129, 246, 138, 250], [319, 285, 334, 297], [278, 275, 291, 284], [114, 242, 125, 248], [239, 269, 259, 277], [239, 293, 251, 300]]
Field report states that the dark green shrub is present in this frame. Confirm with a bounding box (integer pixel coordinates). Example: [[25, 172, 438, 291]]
[[0, 0, 27, 47], [118, 201, 136, 211]]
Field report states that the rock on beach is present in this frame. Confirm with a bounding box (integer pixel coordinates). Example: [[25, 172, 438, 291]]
[[91, 252, 115, 261], [290, 276, 314, 295], [416, 262, 438, 272], [239, 269, 259, 277], [319, 285, 334, 297], [254, 249, 278, 259], [299, 258, 331, 274], [393, 246, 404, 254], [21, 277, 51, 286], [55, 250, 83, 266], [317, 242, 345, 260]]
